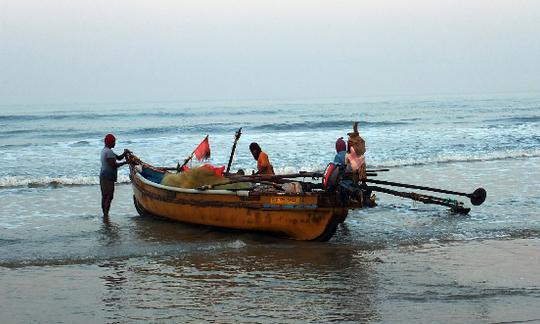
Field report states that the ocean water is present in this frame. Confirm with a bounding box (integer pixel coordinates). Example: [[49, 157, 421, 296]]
[[1, 94, 540, 322]]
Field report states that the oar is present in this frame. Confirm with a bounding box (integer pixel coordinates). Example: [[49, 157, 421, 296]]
[[198, 179, 282, 190], [228, 171, 380, 182], [227, 175, 299, 184], [365, 179, 486, 206], [229, 172, 324, 180]]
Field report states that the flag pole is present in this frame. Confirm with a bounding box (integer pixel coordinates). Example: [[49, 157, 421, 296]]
[[225, 128, 242, 175], [178, 135, 208, 171]]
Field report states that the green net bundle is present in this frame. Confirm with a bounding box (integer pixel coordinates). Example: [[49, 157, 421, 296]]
[[161, 166, 251, 190]]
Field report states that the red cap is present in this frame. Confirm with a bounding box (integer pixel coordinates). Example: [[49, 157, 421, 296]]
[[335, 137, 346, 153], [104, 134, 116, 147]]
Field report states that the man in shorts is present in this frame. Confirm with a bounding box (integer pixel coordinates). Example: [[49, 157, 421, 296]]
[[100, 134, 129, 219]]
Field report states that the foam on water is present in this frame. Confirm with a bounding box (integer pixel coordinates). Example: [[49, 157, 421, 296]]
[[227, 239, 248, 249], [0, 174, 131, 188], [0, 149, 537, 188]]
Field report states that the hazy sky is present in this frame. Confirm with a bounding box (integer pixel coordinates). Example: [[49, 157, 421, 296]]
[[1, 0, 539, 104]]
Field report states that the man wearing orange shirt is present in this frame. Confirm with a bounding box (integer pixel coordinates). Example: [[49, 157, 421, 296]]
[[249, 142, 275, 175]]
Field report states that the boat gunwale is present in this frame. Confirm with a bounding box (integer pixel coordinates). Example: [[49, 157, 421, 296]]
[[132, 173, 334, 210], [133, 169, 251, 197]]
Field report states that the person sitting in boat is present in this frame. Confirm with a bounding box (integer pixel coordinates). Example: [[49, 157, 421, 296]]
[[249, 142, 275, 175], [334, 137, 347, 165], [345, 122, 367, 183], [100, 134, 130, 219]]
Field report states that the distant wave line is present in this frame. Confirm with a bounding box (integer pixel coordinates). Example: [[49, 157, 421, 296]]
[[249, 120, 409, 131], [484, 115, 540, 124], [0, 111, 193, 122], [0, 119, 413, 146], [0, 109, 287, 123]]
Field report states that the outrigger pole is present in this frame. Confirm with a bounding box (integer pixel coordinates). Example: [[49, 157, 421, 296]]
[[367, 185, 472, 214], [316, 164, 486, 214], [365, 179, 487, 206], [225, 128, 242, 175]]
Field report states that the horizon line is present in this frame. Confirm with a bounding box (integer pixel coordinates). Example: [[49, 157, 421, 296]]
[[1, 89, 539, 107]]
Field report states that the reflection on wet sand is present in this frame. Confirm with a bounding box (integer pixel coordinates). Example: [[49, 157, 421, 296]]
[[130, 214, 233, 244], [96, 228, 381, 322], [107, 208, 382, 320], [99, 260, 128, 322], [99, 217, 121, 247]]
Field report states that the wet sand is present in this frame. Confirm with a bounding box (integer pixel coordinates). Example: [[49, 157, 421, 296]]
[[2, 238, 539, 323], [377, 239, 540, 323]]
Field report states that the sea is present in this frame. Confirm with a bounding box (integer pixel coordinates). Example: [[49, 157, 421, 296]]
[[1, 93, 539, 323]]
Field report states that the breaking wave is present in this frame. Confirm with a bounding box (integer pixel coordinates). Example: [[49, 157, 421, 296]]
[[1, 150, 538, 189], [0, 174, 131, 188], [371, 149, 540, 168]]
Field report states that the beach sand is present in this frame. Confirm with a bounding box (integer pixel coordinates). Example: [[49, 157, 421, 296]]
[[376, 239, 540, 323], [2, 238, 539, 323]]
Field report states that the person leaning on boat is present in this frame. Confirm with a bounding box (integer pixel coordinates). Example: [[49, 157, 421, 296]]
[[100, 134, 129, 219], [249, 142, 275, 175]]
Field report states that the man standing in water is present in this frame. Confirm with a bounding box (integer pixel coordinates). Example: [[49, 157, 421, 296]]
[[100, 134, 129, 219], [249, 142, 275, 175]]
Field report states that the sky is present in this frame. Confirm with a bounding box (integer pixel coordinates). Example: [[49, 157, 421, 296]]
[[1, 0, 539, 105]]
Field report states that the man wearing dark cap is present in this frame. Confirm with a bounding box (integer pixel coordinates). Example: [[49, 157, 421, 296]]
[[100, 134, 129, 219]]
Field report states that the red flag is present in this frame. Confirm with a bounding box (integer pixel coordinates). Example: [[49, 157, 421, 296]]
[[202, 164, 225, 177], [194, 136, 211, 161]]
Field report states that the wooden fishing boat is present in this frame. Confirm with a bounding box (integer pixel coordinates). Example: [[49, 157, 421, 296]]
[[127, 153, 372, 241], [125, 126, 486, 241]]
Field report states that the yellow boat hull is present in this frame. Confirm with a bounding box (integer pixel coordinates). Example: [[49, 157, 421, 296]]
[[130, 167, 349, 241]]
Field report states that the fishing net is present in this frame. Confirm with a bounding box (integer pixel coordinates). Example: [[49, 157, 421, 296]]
[[161, 166, 251, 190]]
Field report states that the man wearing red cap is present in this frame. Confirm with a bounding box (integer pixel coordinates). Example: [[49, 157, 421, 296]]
[[100, 134, 129, 219], [334, 137, 347, 165]]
